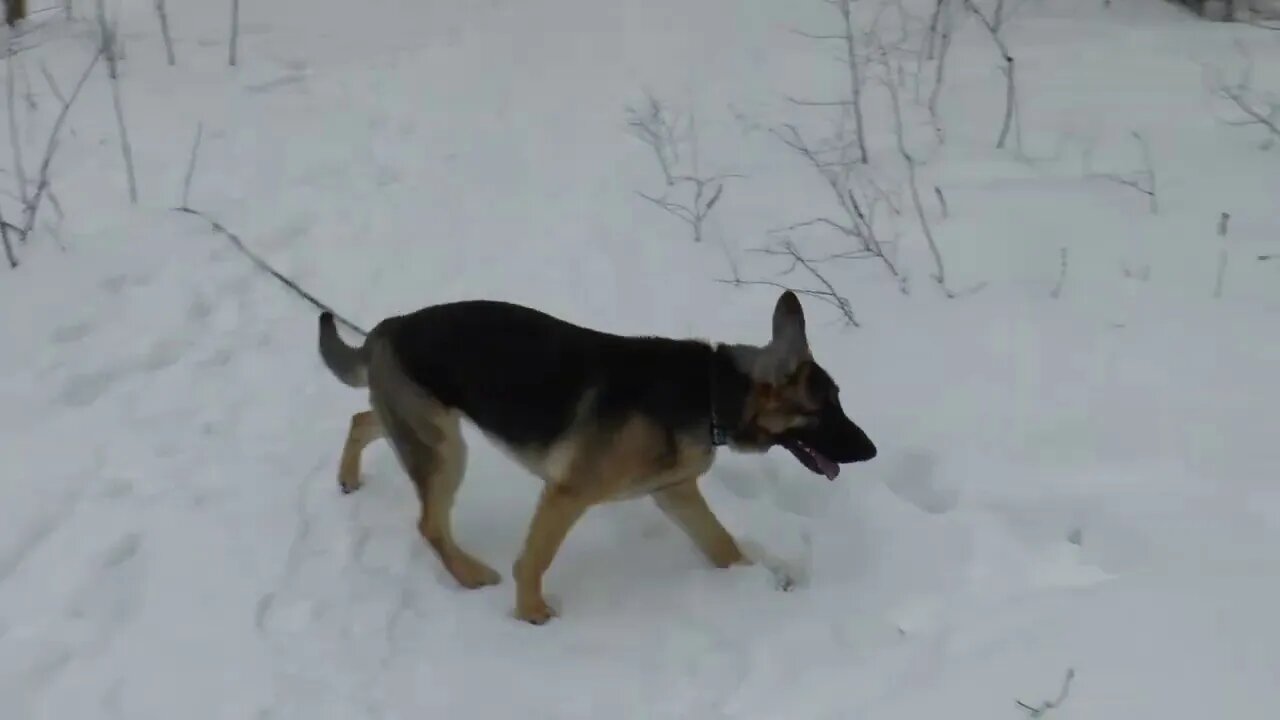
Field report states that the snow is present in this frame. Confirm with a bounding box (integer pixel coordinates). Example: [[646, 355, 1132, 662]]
[[2, 0, 1279, 717]]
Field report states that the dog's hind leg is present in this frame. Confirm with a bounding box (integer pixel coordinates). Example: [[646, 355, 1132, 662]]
[[411, 410, 501, 589], [338, 410, 383, 494], [366, 340, 500, 590]]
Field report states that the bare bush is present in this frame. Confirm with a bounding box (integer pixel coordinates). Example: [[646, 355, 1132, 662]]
[[626, 93, 738, 243], [881, 52, 952, 295], [1206, 43, 1279, 146], [769, 122, 904, 286], [2, 51, 100, 268], [229, 0, 240, 66], [927, 0, 956, 137], [155, 0, 175, 66], [96, 0, 137, 204], [181, 122, 203, 208], [1016, 667, 1076, 717], [1087, 130, 1159, 214], [718, 239, 861, 326], [788, 0, 870, 163], [962, 0, 1020, 151]]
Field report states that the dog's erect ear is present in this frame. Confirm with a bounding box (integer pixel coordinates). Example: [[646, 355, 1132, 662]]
[[758, 290, 810, 382]]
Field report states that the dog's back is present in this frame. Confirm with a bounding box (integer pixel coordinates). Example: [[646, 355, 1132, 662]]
[[346, 300, 715, 450]]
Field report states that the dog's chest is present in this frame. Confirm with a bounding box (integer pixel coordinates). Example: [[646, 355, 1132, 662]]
[[611, 444, 716, 501]]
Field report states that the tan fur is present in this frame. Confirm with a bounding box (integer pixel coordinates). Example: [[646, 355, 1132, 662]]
[[651, 481, 747, 568], [338, 410, 382, 494], [337, 334, 757, 623], [505, 414, 726, 623], [734, 361, 823, 445]]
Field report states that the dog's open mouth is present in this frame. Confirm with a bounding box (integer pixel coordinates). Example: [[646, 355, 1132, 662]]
[[782, 439, 840, 480]]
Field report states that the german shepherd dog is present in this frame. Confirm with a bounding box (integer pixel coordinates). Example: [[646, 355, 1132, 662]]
[[317, 290, 876, 624]]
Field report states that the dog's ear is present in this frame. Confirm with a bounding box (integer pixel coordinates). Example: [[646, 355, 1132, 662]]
[[758, 290, 810, 382]]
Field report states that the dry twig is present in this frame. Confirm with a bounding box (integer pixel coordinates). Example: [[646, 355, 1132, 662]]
[[1090, 130, 1158, 214], [1016, 667, 1076, 717], [769, 123, 901, 282], [882, 56, 950, 295], [719, 238, 860, 326], [962, 0, 1019, 150], [96, 0, 137, 203], [18, 52, 99, 241], [626, 94, 738, 243], [229, 0, 240, 66], [1207, 41, 1280, 146], [155, 0, 175, 66]]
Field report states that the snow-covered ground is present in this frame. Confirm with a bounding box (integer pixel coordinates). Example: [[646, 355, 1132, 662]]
[[3, 0, 1279, 717]]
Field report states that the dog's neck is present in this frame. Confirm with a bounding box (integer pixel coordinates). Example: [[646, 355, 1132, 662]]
[[708, 343, 750, 447]]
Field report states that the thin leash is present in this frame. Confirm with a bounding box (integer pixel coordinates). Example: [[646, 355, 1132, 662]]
[[176, 207, 369, 337]]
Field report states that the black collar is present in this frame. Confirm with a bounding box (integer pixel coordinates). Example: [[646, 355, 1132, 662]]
[[709, 345, 729, 447]]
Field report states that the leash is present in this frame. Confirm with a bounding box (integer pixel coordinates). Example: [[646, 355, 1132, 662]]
[[175, 207, 369, 337]]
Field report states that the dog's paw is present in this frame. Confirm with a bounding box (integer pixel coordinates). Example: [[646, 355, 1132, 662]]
[[740, 538, 810, 592], [337, 472, 364, 495], [514, 596, 558, 625]]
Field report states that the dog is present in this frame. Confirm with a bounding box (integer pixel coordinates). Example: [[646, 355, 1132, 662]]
[[317, 290, 876, 624]]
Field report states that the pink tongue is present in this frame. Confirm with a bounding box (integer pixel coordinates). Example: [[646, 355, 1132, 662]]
[[815, 453, 839, 481]]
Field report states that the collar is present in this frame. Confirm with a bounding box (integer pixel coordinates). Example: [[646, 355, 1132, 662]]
[[709, 344, 729, 447]]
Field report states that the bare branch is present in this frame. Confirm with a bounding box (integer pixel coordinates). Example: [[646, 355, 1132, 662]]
[[719, 238, 860, 326], [95, 0, 119, 79], [1206, 41, 1280, 145], [1090, 130, 1158, 213], [784, 95, 855, 107], [625, 93, 678, 185], [927, 0, 955, 138], [962, 0, 1018, 150], [925, 0, 945, 60], [748, 244, 875, 264], [229, 0, 240, 66], [6, 54, 28, 205], [45, 183, 63, 220], [39, 62, 65, 105], [1050, 246, 1067, 299], [0, 200, 15, 268], [790, 29, 846, 41], [1217, 83, 1280, 141], [97, 2, 137, 204], [181, 121, 203, 208], [1016, 668, 1076, 717], [19, 51, 100, 241], [155, 0, 176, 66], [883, 56, 951, 296], [837, 0, 869, 164], [627, 95, 736, 243]]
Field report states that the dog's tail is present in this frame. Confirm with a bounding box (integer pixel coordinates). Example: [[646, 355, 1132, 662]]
[[318, 311, 369, 387]]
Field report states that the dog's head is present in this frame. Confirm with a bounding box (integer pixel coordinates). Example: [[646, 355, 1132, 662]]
[[721, 291, 877, 479]]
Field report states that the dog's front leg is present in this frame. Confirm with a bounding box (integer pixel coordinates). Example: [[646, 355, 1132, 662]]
[[512, 485, 590, 625], [652, 480, 749, 569]]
